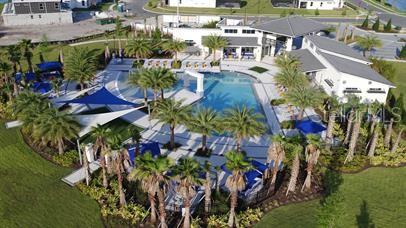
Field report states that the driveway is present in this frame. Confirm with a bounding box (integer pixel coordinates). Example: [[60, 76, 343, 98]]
[[123, 0, 155, 18]]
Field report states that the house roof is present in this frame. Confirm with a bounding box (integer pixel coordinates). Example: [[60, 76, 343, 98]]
[[321, 52, 395, 86], [203, 36, 259, 46], [305, 35, 370, 62], [289, 49, 326, 72], [252, 15, 328, 37]]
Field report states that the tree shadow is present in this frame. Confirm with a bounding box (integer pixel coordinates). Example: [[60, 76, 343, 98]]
[[356, 200, 375, 228]]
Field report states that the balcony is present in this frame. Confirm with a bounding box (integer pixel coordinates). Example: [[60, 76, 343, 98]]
[[324, 79, 334, 88], [367, 89, 386, 94], [343, 89, 362, 94]]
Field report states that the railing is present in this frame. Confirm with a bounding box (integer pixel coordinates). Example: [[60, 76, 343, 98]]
[[367, 90, 386, 94], [343, 89, 362, 94]]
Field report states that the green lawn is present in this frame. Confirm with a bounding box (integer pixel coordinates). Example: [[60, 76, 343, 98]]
[[391, 62, 406, 108], [0, 123, 103, 227], [146, 0, 357, 16], [255, 167, 406, 227]]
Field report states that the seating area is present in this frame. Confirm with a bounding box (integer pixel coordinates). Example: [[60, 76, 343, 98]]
[[181, 61, 211, 72], [143, 59, 173, 69]]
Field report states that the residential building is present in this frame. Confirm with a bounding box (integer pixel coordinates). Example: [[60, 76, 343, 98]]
[[166, 0, 240, 8], [62, 0, 102, 9], [297, 0, 344, 10], [1, 0, 73, 26]]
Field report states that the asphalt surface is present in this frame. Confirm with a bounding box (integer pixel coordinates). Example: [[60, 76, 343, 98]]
[[124, 0, 155, 18], [349, 0, 406, 28]]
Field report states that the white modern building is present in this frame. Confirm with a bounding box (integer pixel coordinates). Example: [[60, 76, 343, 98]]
[[62, 0, 102, 9], [291, 35, 394, 103], [166, 0, 240, 8], [297, 0, 344, 10], [1, 0, 73, 26]]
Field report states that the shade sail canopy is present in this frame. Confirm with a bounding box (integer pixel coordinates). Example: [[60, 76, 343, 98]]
[[127, 142, 161, 165], [57, 87, 136, 106], [37, 61, 62, 72], [295, 119, 326, 134]]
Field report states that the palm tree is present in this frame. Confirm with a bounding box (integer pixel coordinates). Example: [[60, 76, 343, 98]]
[[356, 35, 382, 57], [324, 96, 340, 149], [187, 108, 221, 152], [301, 134, 322, 191], [384, 117, 394, 148], [285, 136, 303, 196], [203, 161, 212, 218], [162, 39, 186, 63], [367, 122, 381, 158], [345, 104, 366, 163], [275, 53, 300, 70], [18, 39, 34, 72], [90, 124, 112, 188], [34, 108, 80, 155], [115, 17, 124, 55], [267, 134, 287, 187], [155, 99, 191, 149], [274, 67, 308, 92], [284, 86, 324, 120], [0, 61, 11, 86], [223, 105, 266, 152], [224, 151, 252, 227], [64, 47, 98, 90], [343, 95, 361, 145], [142, 67, 178, 101], [202, 34, 228, 62], [37, 34, 50, 62], [173, 157, 203, 228], [7, 45, 22, 73], [14, 91, 50, 132], [125, 38, 152, 62], [128, 153, 172, 227], [107, 135, 127, 206], [391, 126, 404, 153], [127, 125, 142, 157], [128, 69, 149, 106]]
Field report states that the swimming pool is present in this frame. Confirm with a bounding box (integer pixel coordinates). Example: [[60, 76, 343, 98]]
[[118, 70, 265, 116]]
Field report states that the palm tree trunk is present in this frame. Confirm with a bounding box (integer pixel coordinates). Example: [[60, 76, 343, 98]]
[[228, 191, 238, 227], [236, 137, 242, 152], [149, 192, 157, 224], [157, 189, 167, 228], [116, 158, 126, 207], [101, 158, 108, 188], [367, 127, 379, 157], [270, 158, 279, 185], [391, 128, 403, 153], [362, 50, 366, 57], [174, 51, 178, 63], [143, 89, 148, 106], [202, 134, 207, 151], [369, 116, 377, 135], [212, 49, 216, 62], [384, 118, 393, 148], [345, 118, 362, 163], [286, 154, 299, 196], [183, 198, 191, 228], [344, 109, 355, 145], [80, 83, 85, 91], [161, 88, 165, 100], [297, 108, 304, 120], [325, 111, 335, 150], [27, 58, 33, 72], [204, 171, 211, 218], [170, 125, 175, 149], [57, 138, 64, 155]]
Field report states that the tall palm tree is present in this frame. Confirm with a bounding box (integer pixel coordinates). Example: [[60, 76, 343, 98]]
[[90, 124, 112, 188], [343, 95, 361, 145], [384, 117, 394, 148], [391, 126, 404, 153], [202, 34, 228, 62], [283, 86, 324, 120], [345, 104, 366, 163], [225, 151, 252, 227], [187, 108, 221, 152], [356, 35, 382, 57], [203, 161, 212, 219], [7, 45, 22, 73], [367, 122, 381, 158], [275, 53, 300, 70], [285, 136, 303, 196], [14, 91, 50, 133], [267, 134, 287, 188], [324, 96, 340, 149], [125, 38, 152, 62], [64, 47, 98, 90], [128, 153, 172, 227], [37, 34, 50, 62], [223, 105, 266, 152], [173, 157, 202, 228], [301, 134, 322, 191], [107, 135, 127, 206], [141, 67, 178, 101], [34, 108, 80, 155], [162, 39, 187, 63], [0, 61, 12, 86], [18, 39, 34, 72], [155, 99, 191, 149], [127, 125, 141, 157], [128, 69, 149, 106], [115, 17, 124, 55], [274, 67, 308, 92]]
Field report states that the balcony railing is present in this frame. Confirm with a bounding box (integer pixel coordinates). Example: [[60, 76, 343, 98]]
[[367, 89, 386, 94], [343, 89, 362, 94]]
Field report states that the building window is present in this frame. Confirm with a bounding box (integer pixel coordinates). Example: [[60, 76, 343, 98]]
[[310, 2, 313, 6], [343, 88, 362, 93], [30, 15, 34, 19], [310, 43, 314, 49], [55, 3, 59, 9], [320, 2, 323, 7], [324, 79, 334, 88], [242, 29, 255, 34], [224, 29, 238, 34], [367, 88, 385, 93], [39, 15, 41, 18], [39, 3, 44, 10], [82, 0, 85, 6]]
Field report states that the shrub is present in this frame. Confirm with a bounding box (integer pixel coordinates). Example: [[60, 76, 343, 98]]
[[399, 45, 406, 59], [280, 120, 295, 129], [280, 10, 287, 18], [315, 8, 320, 16], [238, 208, 263, 227], [249, 66, 268, 73], [384, 19, 392, 32], [172, 60, 182, 69], [207, 214, 228, 228], [0, 101, 14, 119], [341, 9, 347, 16], [53, 150, 79, 167], [361, 15, 369, 28], [372, 18, 380, 31], [270, 98, 286, 106], [202, 21, 218, 28], [211, 61, 220, 67]]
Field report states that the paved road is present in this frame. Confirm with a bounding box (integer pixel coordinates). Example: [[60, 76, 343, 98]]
[[349, 0, 406, 28], [124, 0, 155, 18]]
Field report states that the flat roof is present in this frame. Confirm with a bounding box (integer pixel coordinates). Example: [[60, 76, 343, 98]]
[[289, 49, 326, 72], [202, 36, 259, 47], [305, 35, 370, 62], [321, 52, 395, 86], [252, 15, 328, 37]]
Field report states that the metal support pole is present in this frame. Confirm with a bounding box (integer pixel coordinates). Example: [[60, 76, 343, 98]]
[[148, 103, 152, 130], [77, 138, 82, 165]]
